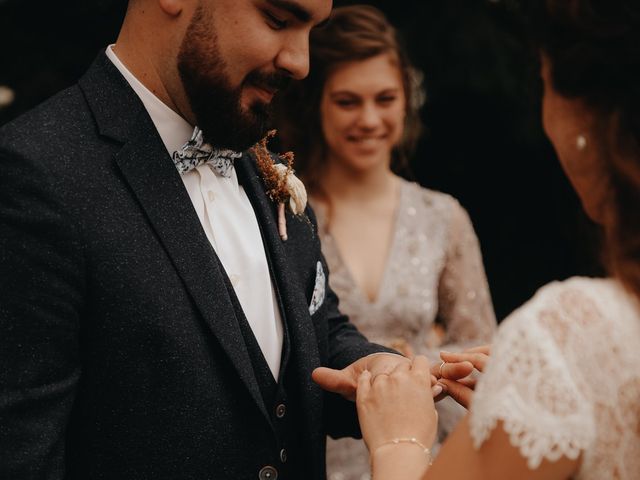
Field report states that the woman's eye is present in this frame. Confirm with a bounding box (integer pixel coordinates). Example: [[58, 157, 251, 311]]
[[377, 96, 397, 105], [335, 99, 358, 108], [265, 11, 288, 30]]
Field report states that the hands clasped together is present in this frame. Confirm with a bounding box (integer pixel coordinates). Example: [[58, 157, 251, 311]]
[[312, 346, 490, 467]]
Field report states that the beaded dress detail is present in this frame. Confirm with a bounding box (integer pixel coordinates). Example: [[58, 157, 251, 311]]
[[317, 179, 497, 480]]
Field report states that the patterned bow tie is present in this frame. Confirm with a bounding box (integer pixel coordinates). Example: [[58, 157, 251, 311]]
[[172, 127, 242, 177]]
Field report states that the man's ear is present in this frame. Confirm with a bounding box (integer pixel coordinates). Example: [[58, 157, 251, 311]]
[[158, 0, 184, 17]]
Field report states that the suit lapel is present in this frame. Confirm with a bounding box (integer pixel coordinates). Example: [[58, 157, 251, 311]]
[[235, 155, 323, 422], [78, 53, 269, 422]]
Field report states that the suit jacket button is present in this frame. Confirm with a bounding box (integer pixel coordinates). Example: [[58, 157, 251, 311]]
[[280, 448, 287, 463], [259, 465, 278, 480], [275, 403, 286, 418]]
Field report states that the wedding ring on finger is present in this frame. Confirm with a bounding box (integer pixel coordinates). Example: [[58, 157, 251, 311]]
[[438, 361, 446, 378]]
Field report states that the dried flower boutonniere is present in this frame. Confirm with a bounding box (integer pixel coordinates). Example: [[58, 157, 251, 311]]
[[251, 130, 308, 241]]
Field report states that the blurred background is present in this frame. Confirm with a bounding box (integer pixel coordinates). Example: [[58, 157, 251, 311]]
[[0, 0, 603, 319]]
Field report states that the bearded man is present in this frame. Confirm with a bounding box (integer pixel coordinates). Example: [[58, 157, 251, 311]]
[[0, 0, 409, 478]]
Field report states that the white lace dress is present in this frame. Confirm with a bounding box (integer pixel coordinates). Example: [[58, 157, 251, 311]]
[[316, 179, 497, 480], [470, 277, 640, 479]]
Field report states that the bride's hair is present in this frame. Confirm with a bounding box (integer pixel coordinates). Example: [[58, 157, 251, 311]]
[[274, 5, 423, 196], [530, 0, 640, 299]]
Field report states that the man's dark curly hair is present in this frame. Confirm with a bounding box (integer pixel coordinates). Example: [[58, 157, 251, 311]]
[[529, 0, 640, 297]]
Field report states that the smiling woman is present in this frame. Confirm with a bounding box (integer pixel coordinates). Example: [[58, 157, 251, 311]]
[[275, 5, 497, 480], [320, 53, 406, 174]]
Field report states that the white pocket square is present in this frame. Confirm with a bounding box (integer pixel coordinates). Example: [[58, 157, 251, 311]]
[[308, 261, 326, 315]]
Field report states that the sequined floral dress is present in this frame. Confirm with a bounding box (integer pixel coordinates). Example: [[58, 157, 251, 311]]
[[316, 179, 497, 480]]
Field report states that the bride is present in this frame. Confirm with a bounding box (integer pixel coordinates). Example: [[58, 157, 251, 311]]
[[314, 0, 640, 478]]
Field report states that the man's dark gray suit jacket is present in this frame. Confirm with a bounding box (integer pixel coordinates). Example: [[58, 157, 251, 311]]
[[0, 53, 388, 479]]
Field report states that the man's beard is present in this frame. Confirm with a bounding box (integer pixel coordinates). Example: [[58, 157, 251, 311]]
[[177, 6, 289, 151]]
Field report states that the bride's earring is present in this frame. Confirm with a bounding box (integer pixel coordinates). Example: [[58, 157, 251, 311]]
[[576, 134, 587, 151]]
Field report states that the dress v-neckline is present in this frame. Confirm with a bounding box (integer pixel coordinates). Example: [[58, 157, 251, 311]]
[[320, 181, 405, 306]]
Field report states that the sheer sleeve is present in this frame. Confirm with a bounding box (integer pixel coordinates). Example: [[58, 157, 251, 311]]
[[469, 281, 598, 470], [436, 201, 496, 351]]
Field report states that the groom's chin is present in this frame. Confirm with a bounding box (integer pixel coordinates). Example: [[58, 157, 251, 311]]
[[197, 104, 269, 151]]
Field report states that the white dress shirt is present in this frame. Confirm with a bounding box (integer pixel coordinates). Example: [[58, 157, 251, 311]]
[[106, 46, 283, 378]]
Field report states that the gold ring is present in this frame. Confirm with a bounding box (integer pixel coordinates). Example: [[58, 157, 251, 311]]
[[438, 361, 446, 378]]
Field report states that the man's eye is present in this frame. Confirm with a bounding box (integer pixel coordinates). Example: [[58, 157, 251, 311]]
[[265, 11, 288, 30]]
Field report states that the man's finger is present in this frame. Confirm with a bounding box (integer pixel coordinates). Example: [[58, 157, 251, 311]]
[[312, 367, 356, 400]]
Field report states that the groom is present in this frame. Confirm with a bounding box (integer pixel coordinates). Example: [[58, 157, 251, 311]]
[[0, 0, 406, 478]]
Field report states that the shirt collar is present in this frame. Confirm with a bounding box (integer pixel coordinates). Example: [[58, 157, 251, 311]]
[[105, 45, 193, 157]]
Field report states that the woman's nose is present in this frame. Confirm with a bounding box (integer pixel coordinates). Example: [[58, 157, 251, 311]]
[[357, 102, 383, 129]]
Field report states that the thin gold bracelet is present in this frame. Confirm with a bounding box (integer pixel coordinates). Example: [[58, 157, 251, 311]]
[[373, 437, 433, 466]]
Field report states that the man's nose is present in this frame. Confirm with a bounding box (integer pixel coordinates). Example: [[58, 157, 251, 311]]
[[275, 35, 310, 80]]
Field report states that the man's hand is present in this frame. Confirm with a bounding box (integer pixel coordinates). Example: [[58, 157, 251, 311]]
[[313, 353, 433, 401]]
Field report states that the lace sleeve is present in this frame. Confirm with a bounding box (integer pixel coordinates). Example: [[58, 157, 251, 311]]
[[469, 282, 598, 469], [436, 201, 496, 350]]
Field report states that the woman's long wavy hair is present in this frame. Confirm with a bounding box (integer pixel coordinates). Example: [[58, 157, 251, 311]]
[[530, 0, 640, 298], [275, 5, 424, 197]]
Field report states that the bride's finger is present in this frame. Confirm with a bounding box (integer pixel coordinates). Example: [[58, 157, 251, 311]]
[[441, 351, 488, 372], [431, 360, 474, 380], [465, 344, 491, 355], [457, 376, 477, 389], [438, 378, 474, 409]]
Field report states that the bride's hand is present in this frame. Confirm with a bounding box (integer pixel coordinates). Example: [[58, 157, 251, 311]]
[[437, 345, 491, 408], [356, 355, 438, 454]]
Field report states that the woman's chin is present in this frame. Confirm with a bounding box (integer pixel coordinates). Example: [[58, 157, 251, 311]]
[[340, 150, 390, 171]]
